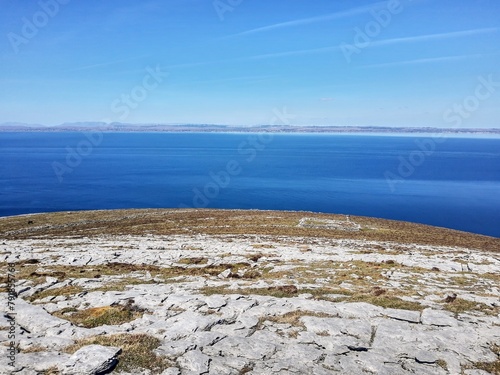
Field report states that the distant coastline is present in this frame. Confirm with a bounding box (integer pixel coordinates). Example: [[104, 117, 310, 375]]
[[1, 122, 500, 135]]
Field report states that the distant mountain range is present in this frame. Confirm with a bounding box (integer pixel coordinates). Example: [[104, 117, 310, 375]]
[[1, 122, 499, 134]]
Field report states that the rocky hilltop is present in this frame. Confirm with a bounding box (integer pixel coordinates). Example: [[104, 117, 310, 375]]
[[0, 209, 499, 375]]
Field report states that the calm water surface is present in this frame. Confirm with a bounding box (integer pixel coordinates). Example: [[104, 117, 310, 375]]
[[0, 132, 499, 237]]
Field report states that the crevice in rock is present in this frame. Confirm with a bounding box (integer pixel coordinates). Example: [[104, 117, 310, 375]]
[[347, 345, 369, 352], [314, 353, 327, 364], [369, 325, 377, 346]]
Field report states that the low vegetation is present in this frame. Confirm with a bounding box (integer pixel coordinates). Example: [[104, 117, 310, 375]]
[[443, 297, 498, 317], [260, 310, 336, 329], [53, 301, 145, 328], [1, 209, 498, 250]]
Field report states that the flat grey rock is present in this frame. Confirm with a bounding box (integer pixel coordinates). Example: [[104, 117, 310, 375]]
[[11, 298, 73, 335], [176, 349, 210, 373], [205, 295, 227, 309], [421, 308, 458, 327], [3, 228, 499, 375], [463, 370, 494, 375], [161, 368, 181, 375], [205, 336, 277, 361], [385, 308, 421, 323], [208, 357, 250, 375], [17, 351, 72, 372]]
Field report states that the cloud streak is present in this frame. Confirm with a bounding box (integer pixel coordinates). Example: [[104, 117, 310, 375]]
[[368, 27, 499, 48], [166, 27, 499, 70], [66, 55, 150, 72], [361, 53, 488, 68], [241, 27, 499, 61], [225, 1, 387, 38]]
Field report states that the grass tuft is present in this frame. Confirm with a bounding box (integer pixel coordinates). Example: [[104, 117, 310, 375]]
[[53, 301, 145, 328], [442, 297, 498, 316]]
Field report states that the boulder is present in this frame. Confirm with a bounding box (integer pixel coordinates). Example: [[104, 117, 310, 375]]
[[61, 345, 121, 375]]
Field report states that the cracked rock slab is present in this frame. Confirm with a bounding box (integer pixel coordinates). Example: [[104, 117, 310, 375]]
[[177, 349, 211, 374], [421, 308, 458, 327]]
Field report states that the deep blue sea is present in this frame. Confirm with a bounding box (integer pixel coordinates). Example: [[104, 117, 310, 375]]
[[1, 132, 499, 237]]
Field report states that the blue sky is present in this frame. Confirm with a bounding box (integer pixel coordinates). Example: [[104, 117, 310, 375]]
[[1, 0, 499, 127]]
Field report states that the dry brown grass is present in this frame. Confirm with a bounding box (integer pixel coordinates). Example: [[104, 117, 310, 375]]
[[463, 345, 500, 374], [27, 285, 85, 302], [443, 298, 498, 316], [349, 294, 424, 311], [306, 287, 424, 311], [177, 257, 208, 265], [201, 284, 299, 298], [436, 359, 448, 371], [64, 333, 171, 373], [0, 209, 497, 251], [246, 253, 269, 262], [19, 260, 260, 301], [53, 302, 145, 328], [261, 310, 336, 330], [41, 366, 60, 375], [200, 284, 423, 310], [21, 345, 48, 353]]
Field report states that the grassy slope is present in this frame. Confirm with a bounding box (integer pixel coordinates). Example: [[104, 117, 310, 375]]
[[0, 209, 498, 251]]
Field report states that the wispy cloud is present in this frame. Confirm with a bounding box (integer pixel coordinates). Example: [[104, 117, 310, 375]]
[[66, 55, 150, 72], [237, 28, 500, 62], [369, 27, 499, 48], [248, 27, 500, 60], [225, 1, 387, 38], [166, 27, 499, 70], [244, 46, 337, 60], [361, 53, 488, 68], [169, 74, 276, 88]]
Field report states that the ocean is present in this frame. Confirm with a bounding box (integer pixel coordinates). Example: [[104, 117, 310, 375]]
[[1, 132, 499, 237]]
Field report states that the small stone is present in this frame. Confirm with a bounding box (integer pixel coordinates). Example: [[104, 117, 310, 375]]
[[218, 269, 232, 279], [205, 296, 227, 309]]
